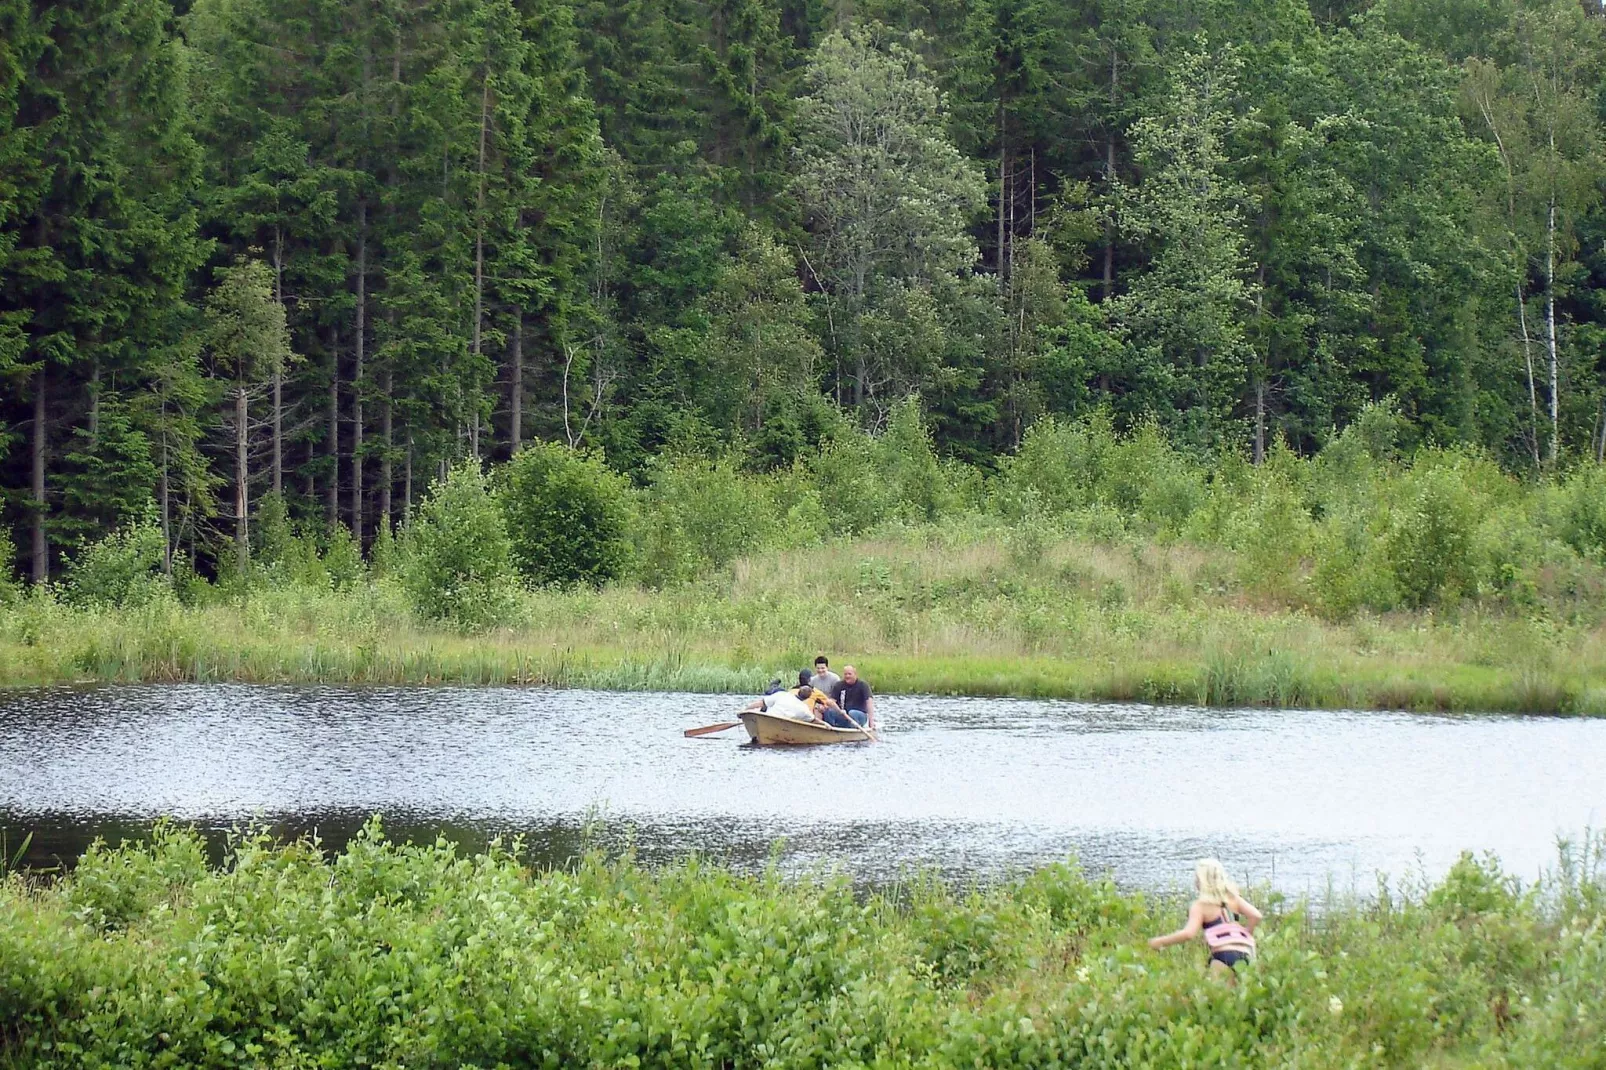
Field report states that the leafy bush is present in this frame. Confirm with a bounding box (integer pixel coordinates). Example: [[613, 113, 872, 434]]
[[322, 522, 365, 591], [502, 441, 633, 587], [997, 411, 1113, 516], [875, 397, 956, 523], [0, 525, 19, 604], [1383, 455, 1485, 608], [634, 453, 789, 586], [2, 828, 1602, 1068], [1551, 464, 1606, 563], [401, 462, 518, 628], [252, 492, 331, 589], [811, 430, 893, 535], [62, 517, 171, 608]]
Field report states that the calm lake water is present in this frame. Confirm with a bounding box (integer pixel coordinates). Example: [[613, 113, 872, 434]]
[[2, 685, 1603, 895]]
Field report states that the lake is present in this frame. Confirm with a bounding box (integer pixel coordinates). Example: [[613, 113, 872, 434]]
[[3, 684, 1602, 895]]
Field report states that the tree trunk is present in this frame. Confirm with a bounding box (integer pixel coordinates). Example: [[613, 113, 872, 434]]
[[327, 333, 339, 532], [403, 433, 413, 523], [1518, 281, 1541, 470], [472, 73, 490, 462], [380, 368, 393, 534], [997, 112, 1007, 284], [1253, 379, 1266, 465], [272, 226, 285, 494], [1102, 48, 1118, 301], [159, 417, 172, 575], [88, 361, 100, 441], [1546, 199, 1560, 466], [236, 381, 250, 567], [510, 314, 523, 453], [352, 200, 367, 544], [30, 366, 47, 585]]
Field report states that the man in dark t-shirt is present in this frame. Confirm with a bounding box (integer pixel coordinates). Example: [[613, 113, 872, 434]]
[[825, 664, 875, 730]]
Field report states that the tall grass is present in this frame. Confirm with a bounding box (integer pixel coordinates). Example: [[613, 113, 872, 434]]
[[2, 823, 1603, 1066], [3, 518, 1604, 712]]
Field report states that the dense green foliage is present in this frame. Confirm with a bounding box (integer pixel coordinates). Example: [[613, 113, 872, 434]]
[[501, 441, 632, 587], [400, 462, 517, 628], [4, 0, 1606, 587], [3, 412, 1604, 712], [2, 823, 1604, 1066]]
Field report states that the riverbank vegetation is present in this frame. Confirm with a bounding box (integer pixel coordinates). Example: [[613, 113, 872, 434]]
[[2, 409, 1605, 712], [7, 0, 1606, 711], [6, 0, 1606, 591], [2, 823, 1604, 1066]]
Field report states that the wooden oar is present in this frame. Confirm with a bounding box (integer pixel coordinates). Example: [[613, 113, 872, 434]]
[[684, 717, 744, 738]]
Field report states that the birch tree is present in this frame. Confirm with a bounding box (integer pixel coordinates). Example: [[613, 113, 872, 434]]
[[792, 25, 986, 412]]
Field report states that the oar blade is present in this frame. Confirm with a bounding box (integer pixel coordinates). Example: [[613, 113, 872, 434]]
[[684, 720, 742, 738]]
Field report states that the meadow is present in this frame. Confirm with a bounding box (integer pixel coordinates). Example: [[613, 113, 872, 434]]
[[2, 823, 1603, 1068], [4, 409, 1605, 712]]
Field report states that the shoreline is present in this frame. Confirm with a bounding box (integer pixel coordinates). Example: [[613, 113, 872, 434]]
[[4, 634, 1603, 715]]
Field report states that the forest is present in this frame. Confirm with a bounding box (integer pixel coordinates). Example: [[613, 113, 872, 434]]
[[3, 0, 1606, 585]]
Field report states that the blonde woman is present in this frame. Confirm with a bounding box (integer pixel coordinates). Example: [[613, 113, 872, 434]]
[[1148, 859, 1263, 979]]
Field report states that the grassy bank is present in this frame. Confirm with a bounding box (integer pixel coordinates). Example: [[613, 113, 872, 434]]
[[3, 823, 1604, 1067], [4, 521, 1606, 712]]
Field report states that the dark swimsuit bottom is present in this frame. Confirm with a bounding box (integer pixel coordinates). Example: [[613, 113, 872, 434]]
[[1203, 909, 1252, 970]]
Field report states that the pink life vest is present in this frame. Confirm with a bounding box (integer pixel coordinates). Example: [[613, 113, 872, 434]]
[[1202, 908, 1256, 956]]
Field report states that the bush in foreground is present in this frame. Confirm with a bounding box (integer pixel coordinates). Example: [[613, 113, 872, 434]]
[[1, 824, 1603, 1067]]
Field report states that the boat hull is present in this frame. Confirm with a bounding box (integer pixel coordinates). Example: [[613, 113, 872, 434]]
[[739, 710, 870, 745]]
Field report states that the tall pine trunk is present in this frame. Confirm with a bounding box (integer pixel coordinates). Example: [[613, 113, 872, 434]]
[[272, 225, 285, 494], [471, 74, 490, 461], [1102, 48, 1118, 301], [327, 331, 339, 532], [30, 367, 47, 585], [159, 423, 172, 575], [381, 368, 393, 533], [352, 201, 366, 544], [235, 380, 250, 566], [1546, 198, 1559, 466], [403, 433, 413, 523], [510, 314, 523, 452]]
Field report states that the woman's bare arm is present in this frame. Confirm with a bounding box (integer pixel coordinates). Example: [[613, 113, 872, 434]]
[[1230, 894, 1263, 930], [1148, 901, 1204, 950]]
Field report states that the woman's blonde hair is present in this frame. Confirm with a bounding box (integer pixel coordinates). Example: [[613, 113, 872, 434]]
[[1193, 858, 1240, 906]]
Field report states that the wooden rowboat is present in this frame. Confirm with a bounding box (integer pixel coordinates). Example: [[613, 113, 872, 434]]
[[739, 709, 872, 745]]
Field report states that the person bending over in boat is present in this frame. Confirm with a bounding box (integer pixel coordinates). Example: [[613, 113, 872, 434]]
[[742, 672, 841, 723], [824, 665, 875, 730], [1147, 858, 1262, 982]]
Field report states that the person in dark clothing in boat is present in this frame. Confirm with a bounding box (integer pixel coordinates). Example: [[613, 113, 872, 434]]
[[824, 665, 875, 730]]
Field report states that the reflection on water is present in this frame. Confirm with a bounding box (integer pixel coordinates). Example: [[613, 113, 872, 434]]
[[2, 684, 1603, 894]]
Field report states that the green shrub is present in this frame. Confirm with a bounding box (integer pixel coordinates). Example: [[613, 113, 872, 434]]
[[1384, 455, 1485, 608], [502, 441, 633, 587], [64, 822, 210, 931], [252, 492, 331, 589], [322, 522, 365, 591], [1552, 464, 1606, 562], [1101, 422, 1207, 532], [0, 525, 19, 604], [62, 517, 171, 608], [998, 411, 1114, 516], [400, 462, 518, 628], [635, 453, 786, 585], [811, 429, 892, 535], [876, 397, 956, 523], [2, 829, 1602, 1068]]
